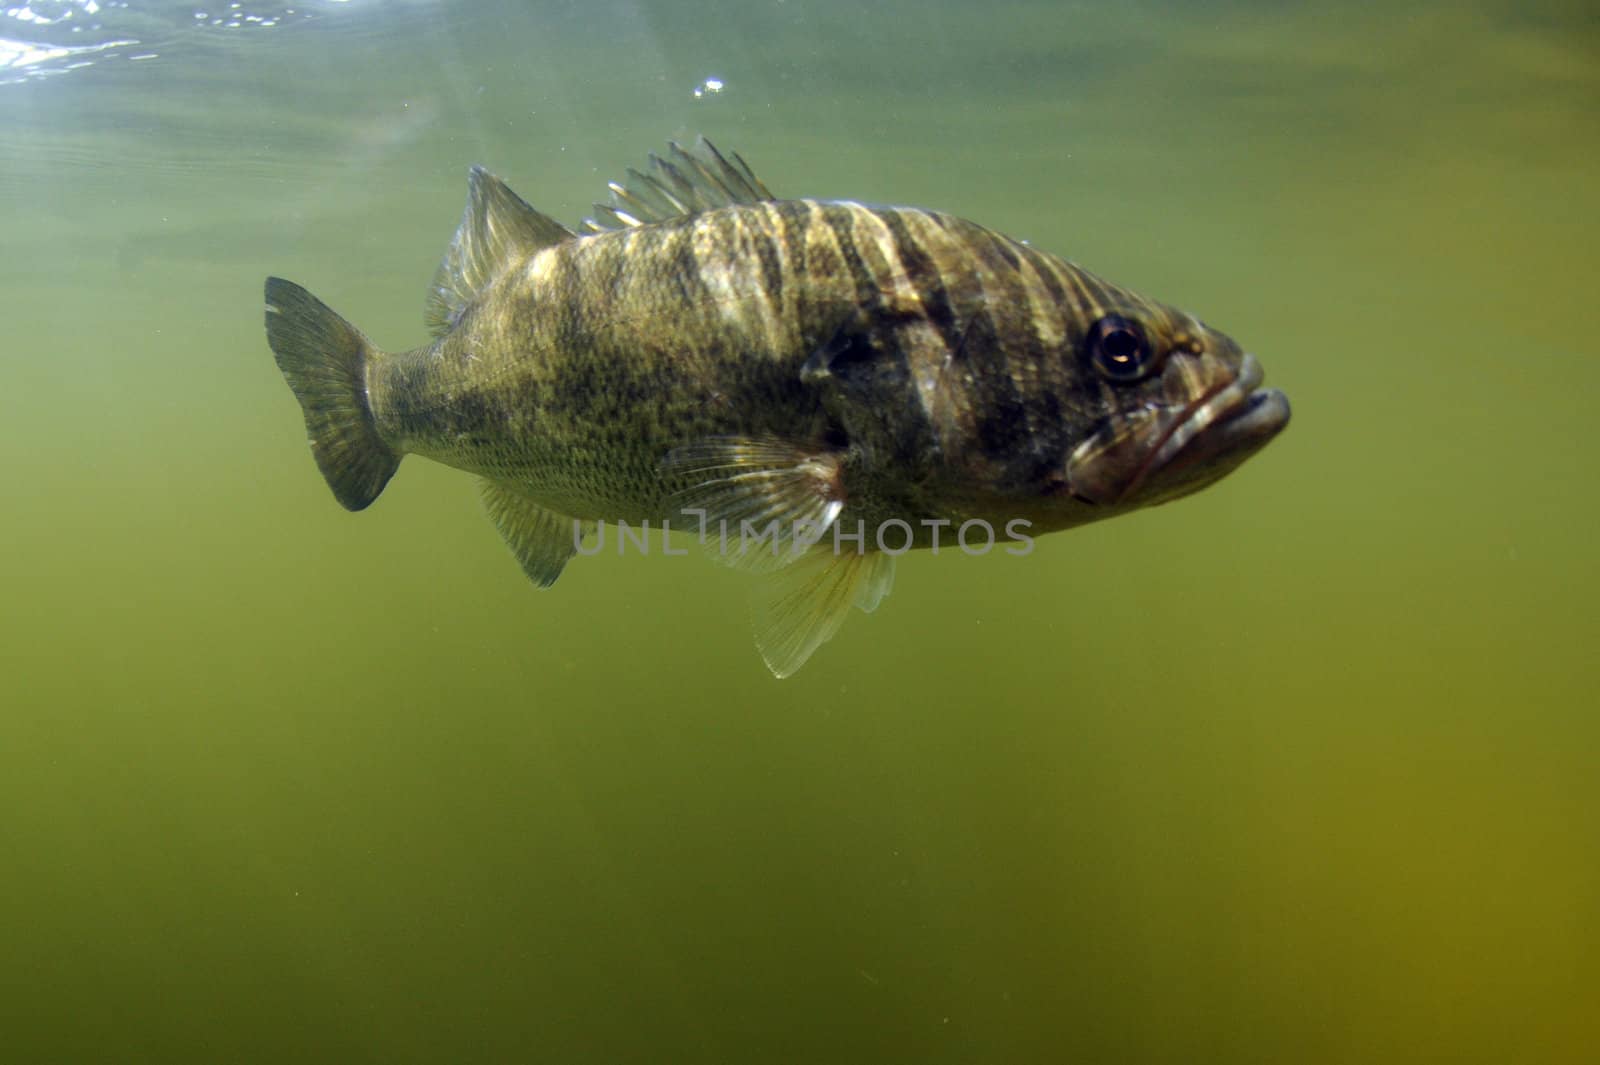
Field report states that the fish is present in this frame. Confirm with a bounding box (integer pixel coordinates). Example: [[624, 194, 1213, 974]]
[[264, 138, 1289, 677]]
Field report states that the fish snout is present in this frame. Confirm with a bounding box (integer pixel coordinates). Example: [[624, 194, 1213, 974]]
[[1065, 352, 1290, 506]]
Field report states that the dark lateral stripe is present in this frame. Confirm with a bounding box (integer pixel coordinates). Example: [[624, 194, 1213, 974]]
[[980, 229, 1022, 272], [589, 236, 628, 312], [820, 204, 881, 306], [1050, 256, 1099, 322], [1077, 268, 1120, 321], [1027, 248, 1070, 312], [774, 202, 809, 308], [664, 224, 709, 309], [877, 208, 964, 356], [550, 240, 584, 348], [1014, 247, 1070, 354], [961, 306, 1033, 460], [972, 233, 1045, 360], [751, 211, 785, 307]]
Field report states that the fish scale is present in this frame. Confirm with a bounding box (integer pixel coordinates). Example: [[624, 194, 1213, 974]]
[[265, 138, 1288, 676]]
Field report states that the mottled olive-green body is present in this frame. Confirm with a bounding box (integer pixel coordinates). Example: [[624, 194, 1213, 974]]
[[369, 197, 1198, 539], [265, 140, 1287, 675]]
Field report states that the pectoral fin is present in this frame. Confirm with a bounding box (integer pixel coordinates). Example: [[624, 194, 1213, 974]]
[[480, 480, 593, 588], [662, 436, 846, 571], [661, 435, 892, 675], [751, 547, 897, 678]]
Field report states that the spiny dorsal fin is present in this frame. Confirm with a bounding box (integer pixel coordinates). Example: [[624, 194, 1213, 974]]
[[426, 167, 574, 337], [580, 138, 776, 234]]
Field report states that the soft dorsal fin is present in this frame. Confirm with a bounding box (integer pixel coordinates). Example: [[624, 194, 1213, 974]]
[[426, 167, 574, 337], [580, 138, 776, 233]]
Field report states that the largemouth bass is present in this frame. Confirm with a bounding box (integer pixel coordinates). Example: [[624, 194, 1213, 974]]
[[265, 139, 1288, 676]]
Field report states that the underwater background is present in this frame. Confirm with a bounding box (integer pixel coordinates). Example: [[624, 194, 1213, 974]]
[[2, 1, 1595, 1061]]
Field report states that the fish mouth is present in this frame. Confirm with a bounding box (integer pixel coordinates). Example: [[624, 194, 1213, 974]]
[[1065, 353, 1290, 506]]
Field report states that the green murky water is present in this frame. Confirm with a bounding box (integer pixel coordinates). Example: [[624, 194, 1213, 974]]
[[2, 2, 1595, 1061]]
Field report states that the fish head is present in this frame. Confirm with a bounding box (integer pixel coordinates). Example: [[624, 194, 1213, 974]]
[[1055, 299, 1289, 512], [804, 237, 1288, 532]]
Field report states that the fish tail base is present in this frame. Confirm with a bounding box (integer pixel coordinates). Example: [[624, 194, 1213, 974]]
[[264, 277, 400, 510]]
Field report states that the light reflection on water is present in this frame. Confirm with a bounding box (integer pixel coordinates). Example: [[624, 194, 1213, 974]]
[[0, 0, 359, 83]]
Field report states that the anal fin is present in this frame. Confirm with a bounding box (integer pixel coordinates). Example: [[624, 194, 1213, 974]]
[[752, 547, 896, 678], [480, 479, 593, 588]]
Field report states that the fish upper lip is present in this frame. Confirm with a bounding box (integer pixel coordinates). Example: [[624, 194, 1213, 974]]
[[1113, 353, 1267, 503], [1065, 353, 1288, 506], [1155, 354, 1271, 459]]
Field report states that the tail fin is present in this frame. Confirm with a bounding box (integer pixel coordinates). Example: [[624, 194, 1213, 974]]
[[264, 277, 400, 510]]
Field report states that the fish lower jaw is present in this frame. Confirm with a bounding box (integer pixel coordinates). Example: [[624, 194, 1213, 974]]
[[1064, 353, 1290, 506]]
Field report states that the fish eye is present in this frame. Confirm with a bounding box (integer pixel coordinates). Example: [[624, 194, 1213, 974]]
[[1085, 315, 1152, 382]]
